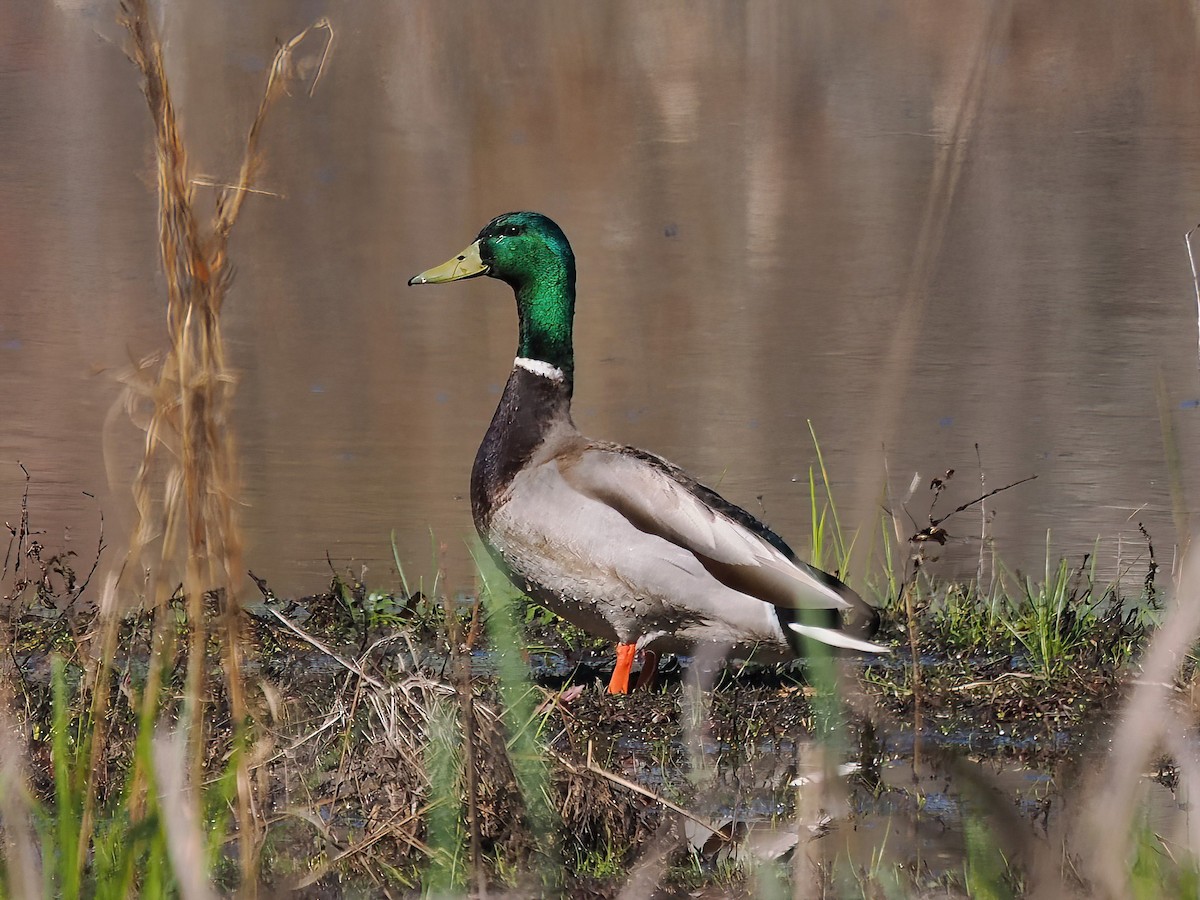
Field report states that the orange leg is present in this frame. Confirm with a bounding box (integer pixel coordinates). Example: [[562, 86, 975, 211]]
[[633, 650, 659, 691], [608, 642, 637, 694]]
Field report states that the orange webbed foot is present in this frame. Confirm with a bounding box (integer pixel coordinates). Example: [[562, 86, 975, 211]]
[[608, 642, 637, 694]]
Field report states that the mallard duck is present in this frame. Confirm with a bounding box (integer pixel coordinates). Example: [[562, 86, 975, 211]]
[[409, 212, 887, 693]]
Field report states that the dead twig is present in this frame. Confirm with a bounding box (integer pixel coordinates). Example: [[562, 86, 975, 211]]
[[555, 741, 734, 845], [951, 672, 1040, 692], [264, 608, 385, 690], [909, 474, 1038, 544], [287, 807, 428, 891]]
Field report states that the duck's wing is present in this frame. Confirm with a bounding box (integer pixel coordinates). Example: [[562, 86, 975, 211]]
[[558, 443, 857, 615]]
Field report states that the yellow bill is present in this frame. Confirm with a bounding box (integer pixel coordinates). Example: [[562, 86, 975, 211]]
[[408, 241, 488, 285]]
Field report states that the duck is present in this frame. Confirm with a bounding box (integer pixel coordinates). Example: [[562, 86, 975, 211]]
[[409, 212, 887, 693]]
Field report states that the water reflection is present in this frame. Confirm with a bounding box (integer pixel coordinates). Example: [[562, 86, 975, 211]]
[[2, 1, 1198, 599]]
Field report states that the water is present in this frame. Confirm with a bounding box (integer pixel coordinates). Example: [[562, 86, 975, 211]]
[[3, 1, 1199, 600]]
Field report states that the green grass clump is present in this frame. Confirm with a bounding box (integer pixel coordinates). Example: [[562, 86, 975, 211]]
[[996, 538, 1158, 677], [896, 535, 1159, 676], [1, 655, 239, 898]]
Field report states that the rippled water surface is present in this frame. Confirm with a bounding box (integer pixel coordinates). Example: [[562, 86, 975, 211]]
[[3, 2, 1200, 597]]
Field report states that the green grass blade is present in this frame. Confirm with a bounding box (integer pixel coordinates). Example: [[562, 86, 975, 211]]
[[808, 420, 848, 567], [472, 545, 560, 870], [424, 696, 465, 895], [50, 657, 81, 900]]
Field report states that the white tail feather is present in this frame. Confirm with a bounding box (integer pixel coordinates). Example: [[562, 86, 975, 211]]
[[788, 622, 890, 654]]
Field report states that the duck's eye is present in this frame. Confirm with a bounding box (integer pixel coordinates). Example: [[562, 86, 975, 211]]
[[503, 225, 521, 236]]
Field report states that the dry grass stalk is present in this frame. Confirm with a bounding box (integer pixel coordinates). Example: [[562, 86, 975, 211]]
[[153, 729, 219, 900], [72, 3, 333, 892], [1187, 225, 1200, 373], [1081, 544, 1200, 897], [250, 591, 667, 891], [0, 651, 40, 899], [265, 607, 386, 689], [1070, 230, 1200, 895]]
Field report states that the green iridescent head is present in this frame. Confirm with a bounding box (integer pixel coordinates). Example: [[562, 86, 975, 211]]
[[410, 212, 577, 381]]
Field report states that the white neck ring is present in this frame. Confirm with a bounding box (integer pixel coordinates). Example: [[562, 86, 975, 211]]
[[514, 357, 565, 382]]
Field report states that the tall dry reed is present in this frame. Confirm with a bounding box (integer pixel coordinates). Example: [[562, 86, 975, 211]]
[[78, 4, 332, 893]]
